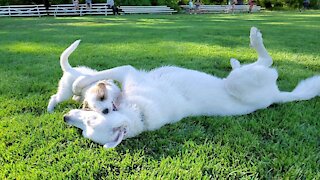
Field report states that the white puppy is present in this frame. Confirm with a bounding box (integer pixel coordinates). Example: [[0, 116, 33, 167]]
[[47, 40, 121, 114], [64, 27, 320, 148]]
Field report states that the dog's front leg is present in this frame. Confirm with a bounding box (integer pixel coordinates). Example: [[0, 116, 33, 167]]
[[72, 65, 135, 95]]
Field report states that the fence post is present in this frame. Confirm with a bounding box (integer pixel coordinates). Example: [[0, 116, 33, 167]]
[[54, 6, 57, 17], [37, 5, 41, 17]]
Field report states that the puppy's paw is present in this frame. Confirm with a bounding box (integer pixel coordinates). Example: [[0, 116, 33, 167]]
[[47, 107, 54, 113], [47, 95, 57, 113], [72, 95, 83, 102], [47, 104, 55, 113], [250, 27, 263, 48]]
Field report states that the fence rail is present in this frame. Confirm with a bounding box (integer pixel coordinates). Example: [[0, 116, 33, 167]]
[[0, 4, 177, 17]]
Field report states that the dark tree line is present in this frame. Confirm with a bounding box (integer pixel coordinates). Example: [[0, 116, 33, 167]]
[[0, 0, 319, 9], [0, 0, 177, 5]]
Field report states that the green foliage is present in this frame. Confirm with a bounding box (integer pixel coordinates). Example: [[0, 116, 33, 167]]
[[259, 0, 319, 9], [158, 0, 180, 9], [0, 0, 319, 8], [178, 0, 225, 5], [0, 0, 177, 7], [121, 0, 151, 6], [0, 11, 320, 179]]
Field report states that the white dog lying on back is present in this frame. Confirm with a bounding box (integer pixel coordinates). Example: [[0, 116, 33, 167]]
[[63, 27, 320, 148]]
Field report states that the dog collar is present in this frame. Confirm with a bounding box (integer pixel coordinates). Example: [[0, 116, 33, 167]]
[[112, 101, 118, 111]]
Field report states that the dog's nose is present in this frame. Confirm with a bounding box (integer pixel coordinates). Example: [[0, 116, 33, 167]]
[[63, 115, 69, 122], [102, 108, 109, 114]]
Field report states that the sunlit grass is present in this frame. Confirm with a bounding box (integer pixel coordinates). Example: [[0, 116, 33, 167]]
[[4, 42, 57, 53], [0, 11, 319, 179]]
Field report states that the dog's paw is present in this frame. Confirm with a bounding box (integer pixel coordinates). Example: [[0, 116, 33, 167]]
[[47, 95, 56, 113], [47, 106, 54, 113], [72, 95, 83, 102], [250, 27, 263, 48]]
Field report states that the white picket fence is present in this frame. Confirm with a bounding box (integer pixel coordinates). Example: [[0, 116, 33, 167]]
[[120, 6, 176, 14], [0, 4, 177, 17], [0, 4, 260, 17], [0, 5, 47, 17], [180, 4, 262, 13]]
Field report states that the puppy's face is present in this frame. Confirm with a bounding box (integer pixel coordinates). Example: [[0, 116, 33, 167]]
[[83, 80, 121, 114], [64, 109, 128, 148]]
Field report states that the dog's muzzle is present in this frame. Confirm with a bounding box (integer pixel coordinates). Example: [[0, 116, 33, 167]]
[[63, 115, 70, 122]]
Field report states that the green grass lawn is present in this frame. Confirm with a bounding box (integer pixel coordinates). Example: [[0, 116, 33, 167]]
[[0, 11, 319, 179]]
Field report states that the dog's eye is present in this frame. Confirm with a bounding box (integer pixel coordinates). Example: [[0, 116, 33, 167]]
[[102, 108, 109, 114]]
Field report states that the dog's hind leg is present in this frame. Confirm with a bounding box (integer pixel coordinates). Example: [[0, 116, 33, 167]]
[[47, 88, 73, 113], [250, 27, 273, 67]]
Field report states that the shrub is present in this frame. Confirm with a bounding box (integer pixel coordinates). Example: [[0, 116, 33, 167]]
[[0, 0, 319, 9]]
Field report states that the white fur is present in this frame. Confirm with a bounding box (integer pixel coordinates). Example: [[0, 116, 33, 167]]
[[64, 27, 320, 148], [47, 40, 120, 113]]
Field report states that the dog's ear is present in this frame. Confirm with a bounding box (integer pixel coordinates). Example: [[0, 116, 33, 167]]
[[230, 58, 241, 69], [93, 81, 108, 101], [103, 125, 127, 149]]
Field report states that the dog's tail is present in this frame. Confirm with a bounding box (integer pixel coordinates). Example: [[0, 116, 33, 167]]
[[276, 75, 320, 103], [60, 40, 81, 73]]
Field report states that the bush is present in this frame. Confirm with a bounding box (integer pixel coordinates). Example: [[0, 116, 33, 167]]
[[0, 0, 319, 8], [258, 0, 319, 9], [0, 0, 174, 7], [121, 0, 151, 6]]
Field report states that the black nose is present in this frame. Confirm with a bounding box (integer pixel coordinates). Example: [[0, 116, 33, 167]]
[[63, 115, 69, 122], [102, 108, 109, 114]]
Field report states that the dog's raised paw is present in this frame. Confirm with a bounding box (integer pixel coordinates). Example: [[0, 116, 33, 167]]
[[250, 27, 263, 48]]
